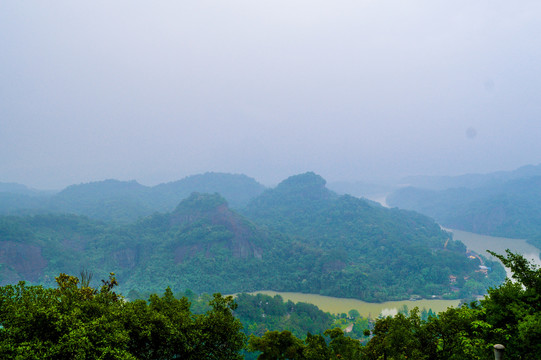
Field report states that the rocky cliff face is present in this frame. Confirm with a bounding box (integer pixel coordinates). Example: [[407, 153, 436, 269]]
[[169, 193, 264, 262], [0, 241, 47, 283]]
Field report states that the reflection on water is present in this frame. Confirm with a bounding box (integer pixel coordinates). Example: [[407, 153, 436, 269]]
[[450, 229, 541, 279]]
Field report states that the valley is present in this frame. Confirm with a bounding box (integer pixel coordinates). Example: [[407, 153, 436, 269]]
[[1, 169, 538, 359], [0, 172, 504, 302]]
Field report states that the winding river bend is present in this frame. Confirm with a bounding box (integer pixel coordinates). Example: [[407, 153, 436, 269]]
[[450, 229, 541, 279]]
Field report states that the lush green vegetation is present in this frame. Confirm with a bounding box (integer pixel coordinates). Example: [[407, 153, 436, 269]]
[[358, 250, 541, 359], [242, 172, 504, 301], [0, 251, 536, 359], [234, 293, 335, 339], [0, 173, 505, 302], [246, 251, 541, 359], [0, 173, 267, 223], [0, 273, 245, 359], [0, 272, 364, 359], [388, 175, 541, 250]]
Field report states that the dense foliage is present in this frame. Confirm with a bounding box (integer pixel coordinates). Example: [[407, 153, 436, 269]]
[[0, 273, 245, 359], [361, 250, 541, 359], [0, 173, 267, 223], [248, 328, 364, 360], [243, 172, 504, 300], [247, 251, 541, 359], [234, 293, 335, 339], [388, 175, 541, 249], [0, 251, 536, 359], [0, 173, 504, 302]]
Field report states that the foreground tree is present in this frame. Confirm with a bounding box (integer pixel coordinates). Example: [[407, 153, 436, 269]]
[[361, 250, 541, 360], [0, 273, 245, 359], [247, 328, 362, 360], [483, 250, 541, 359]]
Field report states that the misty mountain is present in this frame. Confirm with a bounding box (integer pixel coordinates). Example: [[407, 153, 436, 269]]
[[0, 193, 48, 215], [0, 182, 56, 216], [52, 179, 155, 223], [388, 174, 541, 249], [327, 180, 395, 201], [401, 163, 541, 190], [0, 182, 52, 195], [151, 172, 267, 211], [145, 192, 266, 260], [0, 173, 267, 223], [0, 172, 504, 302], [244, 172, 471, 257]]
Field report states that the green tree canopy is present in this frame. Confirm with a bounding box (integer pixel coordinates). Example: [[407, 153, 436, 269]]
[[0, 273, 246, 359]]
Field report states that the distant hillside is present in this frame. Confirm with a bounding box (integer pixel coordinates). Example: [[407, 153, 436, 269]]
[[151, 172, 267, 211], [327, 180, 394, 201], [0, 182, 56, 215], [0, 194, 277, 292], [242, 172, 503, 301], [0, 173, 266, 223], [401, 163, 541, 190], [0, 173, 504, 302], [388, 174, 541, 249], [52, 179, 155, 223], [0, 182, 50, 195]]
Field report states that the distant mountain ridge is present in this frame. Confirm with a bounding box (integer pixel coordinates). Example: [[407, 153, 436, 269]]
[[388, 165, 541, 249], [0, 173, 267, 222], [0, 182, 52, 195], [401, 163, 541, 190], [0, 172, 504, 302]]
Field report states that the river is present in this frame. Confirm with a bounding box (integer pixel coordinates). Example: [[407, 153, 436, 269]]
[[241, 229, 541, 318], [241, 290, 460, 319], [449, 229, 541, 279]]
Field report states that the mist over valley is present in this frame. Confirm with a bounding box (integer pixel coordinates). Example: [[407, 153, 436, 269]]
[[2, 1, 541, 357]]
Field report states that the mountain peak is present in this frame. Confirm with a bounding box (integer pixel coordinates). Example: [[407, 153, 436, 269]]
[[272, 172, 334, 201], [58, 179, 147, 198], [173, 192, 228, 214], [245, 173, 336, 217], [278, 172, 326, 189]]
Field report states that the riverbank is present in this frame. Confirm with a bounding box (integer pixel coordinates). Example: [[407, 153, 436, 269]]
[[237, 229, 537, 319], [449, 229, 541, 279], [240, 290, 460, 318]]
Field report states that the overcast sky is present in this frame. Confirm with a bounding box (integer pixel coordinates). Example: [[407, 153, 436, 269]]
[[1, 1, 541, 189]]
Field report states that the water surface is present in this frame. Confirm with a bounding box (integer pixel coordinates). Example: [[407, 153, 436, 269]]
[[450, 229, 541, 278], [243, 290, 459, 318], [240, 229, 541, 318]]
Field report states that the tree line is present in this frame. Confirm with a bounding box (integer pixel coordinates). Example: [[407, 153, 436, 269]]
[[0, 251, 538, 359]]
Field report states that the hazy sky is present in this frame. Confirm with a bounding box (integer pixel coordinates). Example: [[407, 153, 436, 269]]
[[2, 1, 541, 189]]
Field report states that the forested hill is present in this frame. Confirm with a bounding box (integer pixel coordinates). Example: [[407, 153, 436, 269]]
[[241, 172, 504, 300], [0, 172, 266, 222], [400, 163, 541, 190], [387, 175, 541, 249], [245, 172, 445, 250], [0, 173, 504, 302]]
